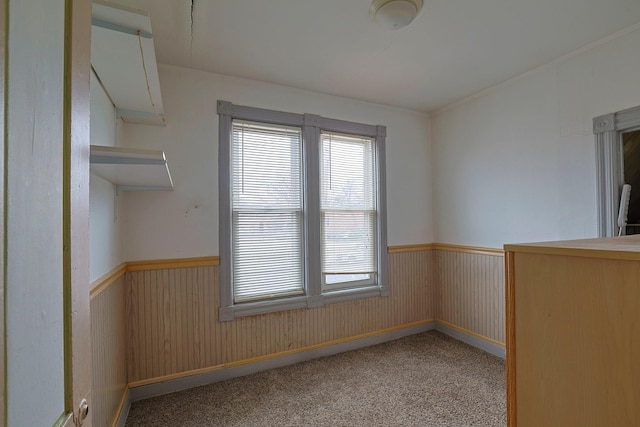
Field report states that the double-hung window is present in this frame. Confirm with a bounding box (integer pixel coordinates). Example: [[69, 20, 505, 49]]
[[231, 121, 304, 302], [320, 132, 377, 290], [218, 101, 387, 320]]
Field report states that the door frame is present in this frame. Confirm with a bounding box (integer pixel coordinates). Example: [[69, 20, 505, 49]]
[[593, 105, 640, 237], [2, 0, 92, 424], [0, 0, 5, 423], [63, 0, 92, 425]]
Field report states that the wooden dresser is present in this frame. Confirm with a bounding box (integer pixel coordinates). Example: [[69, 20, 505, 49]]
[[505, 236, 640, 427]]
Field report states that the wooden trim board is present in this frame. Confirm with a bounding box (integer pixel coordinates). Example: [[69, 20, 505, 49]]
[[436, 318, 505, 348], [388, 243, 504, 255], [113, 386, 131, 427], [89, 263, 126, 300], [126, 256, 220, 271], [432, 243, 505, 257], [387, 244, 434, 253], [503, 243, 640, 261], [435, 319, 506, 359]]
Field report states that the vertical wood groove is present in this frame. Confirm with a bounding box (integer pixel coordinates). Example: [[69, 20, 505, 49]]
[[91, 275, 127, 427], [126, 251, 434, 383], [124, 248, 505, 385], [434, 250, 505, 343]]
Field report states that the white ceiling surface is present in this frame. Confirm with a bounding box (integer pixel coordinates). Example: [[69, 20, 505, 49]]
[[109, 0, 640, 113]]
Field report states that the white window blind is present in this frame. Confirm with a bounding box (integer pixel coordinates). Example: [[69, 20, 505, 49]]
[[231, 120, 304, 302], [320, 132, 377, 288]]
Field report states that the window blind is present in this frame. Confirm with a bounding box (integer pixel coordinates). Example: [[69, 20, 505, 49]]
[[231, 120, 304, 302], [320, 132, 377, 283]]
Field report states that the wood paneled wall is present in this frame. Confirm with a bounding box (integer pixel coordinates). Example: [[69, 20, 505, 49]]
[[89, 245, 506, 412], [91, 270, 127, 427], [434, 249, 505, 344], [126, 250, 434, 384]]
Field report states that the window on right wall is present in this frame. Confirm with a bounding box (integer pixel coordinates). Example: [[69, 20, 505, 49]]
[[593, 105, 640, 237], [622, 130, 640, 235]]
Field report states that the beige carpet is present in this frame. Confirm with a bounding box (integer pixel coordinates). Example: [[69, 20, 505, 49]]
[[125, 330, 506, 426]]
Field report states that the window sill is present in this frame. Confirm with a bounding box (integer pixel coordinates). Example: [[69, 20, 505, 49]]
[[219, 285, 388, 321]]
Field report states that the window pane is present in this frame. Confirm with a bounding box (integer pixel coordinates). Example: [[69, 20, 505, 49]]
[[233, 121, 302, 210], [321, 210, 376, 273], [233, 212, 304, 302], [320, 132, 377, 280], [231, 120, 304, 302], [321, 133, 375, 210]]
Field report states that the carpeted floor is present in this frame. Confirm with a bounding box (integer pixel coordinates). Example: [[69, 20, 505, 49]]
[[125, 330, 506, 426]]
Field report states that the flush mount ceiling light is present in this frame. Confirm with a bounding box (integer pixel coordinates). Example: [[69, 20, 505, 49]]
[[370, 0, 423, 31]]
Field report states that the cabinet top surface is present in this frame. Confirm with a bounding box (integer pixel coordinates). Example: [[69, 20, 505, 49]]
[[504, 235, 640, 260]]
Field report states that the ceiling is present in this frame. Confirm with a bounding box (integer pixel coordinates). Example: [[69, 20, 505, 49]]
[[106, 0, 640, 113]]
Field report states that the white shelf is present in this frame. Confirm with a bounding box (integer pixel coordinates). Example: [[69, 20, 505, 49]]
[[90, 145, 173, 191], [91, 1, 164, 125]]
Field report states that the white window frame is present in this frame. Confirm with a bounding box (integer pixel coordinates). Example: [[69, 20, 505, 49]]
[[593, 105, 640, 237], [218, 101, 388, 321]]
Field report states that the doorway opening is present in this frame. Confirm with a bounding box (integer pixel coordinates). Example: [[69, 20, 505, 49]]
[[593, 105, 640, 237], [623, 130, 640, 235]]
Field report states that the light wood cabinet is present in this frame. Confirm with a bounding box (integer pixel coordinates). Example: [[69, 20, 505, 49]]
[[505, 236, 640, 427]]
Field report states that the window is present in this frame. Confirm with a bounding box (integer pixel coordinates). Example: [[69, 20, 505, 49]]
[[232, 121, 304, 302], [218, 101, 388, 320], [593, 105, 640, 237], [321, 132, 376, 290], [622, 130, 640, 235]]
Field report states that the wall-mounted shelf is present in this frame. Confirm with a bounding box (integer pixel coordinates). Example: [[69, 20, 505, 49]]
[[90, 145, 173, 191], [91, 1, 164, 125]]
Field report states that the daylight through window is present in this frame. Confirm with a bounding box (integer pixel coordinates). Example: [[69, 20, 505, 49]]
[[218, 101, 388, 320]]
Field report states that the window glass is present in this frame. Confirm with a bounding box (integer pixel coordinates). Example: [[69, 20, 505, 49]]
[[320, 132, 376, 289], [218, 101, 388, 319], [231, 120, 304, 302]]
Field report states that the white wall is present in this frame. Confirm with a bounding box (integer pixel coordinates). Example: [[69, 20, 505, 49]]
[[432, 24, 640, 249], [6, 0, 66, 424], [121, 64, 433, 261], [89, 71, 123, 282]]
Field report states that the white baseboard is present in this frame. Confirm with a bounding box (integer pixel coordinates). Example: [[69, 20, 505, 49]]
[[129, 320, 437, 402], [435, 322, 506, 359]]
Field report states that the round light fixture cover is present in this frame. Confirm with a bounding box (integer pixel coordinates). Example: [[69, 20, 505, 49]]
[[370, 0, 423, 30]]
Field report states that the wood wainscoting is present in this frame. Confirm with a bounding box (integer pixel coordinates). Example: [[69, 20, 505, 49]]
[[90, 264, 128, 427], [434, 245, 506, 345], [89, 243, 508, 424], [125, 249, 434, 384]]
